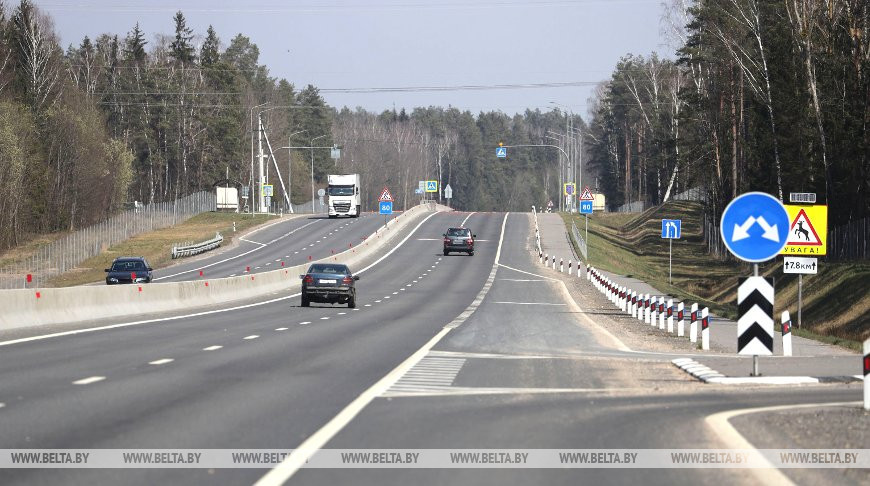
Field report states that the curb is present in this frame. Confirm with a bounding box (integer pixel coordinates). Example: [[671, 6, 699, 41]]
[[671, 358, 863, 385]]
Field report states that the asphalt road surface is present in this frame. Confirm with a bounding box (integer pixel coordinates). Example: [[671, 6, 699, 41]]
[[155, 213, 386, 283], [0, 211, 863, 485]]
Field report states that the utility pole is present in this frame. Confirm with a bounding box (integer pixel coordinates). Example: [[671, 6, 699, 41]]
[[257, 114, 266, 213]]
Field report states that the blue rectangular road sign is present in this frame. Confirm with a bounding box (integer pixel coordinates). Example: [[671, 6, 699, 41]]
[[580, 200, 593, 214], [496, 147, 507, 158], [379, 201, 393, 215], [661, 219, 681, 239]]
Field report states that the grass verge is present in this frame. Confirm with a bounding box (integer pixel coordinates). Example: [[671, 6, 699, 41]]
[[47, 213, 278, 287], [562, 202, 868, 351]]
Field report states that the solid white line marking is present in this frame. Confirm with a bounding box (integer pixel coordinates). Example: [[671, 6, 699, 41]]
[[149, 358, 174, 365], [244, 335, 259, 340], [0, 209, 437, 348], [499, 278, 547, 282], [493, 301, 566, 306], [203, 345, 223, 351], [72, 376, 106, 385], [275, 327, 289, 331], [299, 322, 311, 325], [255, 212, 508, 486], [460, 211, 476, 226], [240, 238, 267, 247]]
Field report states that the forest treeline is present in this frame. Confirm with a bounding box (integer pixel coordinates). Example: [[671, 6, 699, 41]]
[[0, 0, 576, 251], [585, 0, 868, 226]]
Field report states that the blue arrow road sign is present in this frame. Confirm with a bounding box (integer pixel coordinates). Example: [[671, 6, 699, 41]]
[[379, 201, 393, 215], [720, 192, 789, 262], [496, 147, 507, 158], [661, 219, 681, 239], [579, 200, 593, 214]]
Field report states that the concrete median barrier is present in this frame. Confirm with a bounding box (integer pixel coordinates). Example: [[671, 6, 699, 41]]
[[0, 203, 447, 331]]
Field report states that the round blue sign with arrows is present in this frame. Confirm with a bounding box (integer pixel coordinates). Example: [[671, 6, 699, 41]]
[[720, 192, 789, 262]]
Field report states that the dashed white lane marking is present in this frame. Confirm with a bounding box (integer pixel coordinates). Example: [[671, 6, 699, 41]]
[[229, 274, 236, 277], [392, 291, 398, 295], [203, 345, 223, 351], [337, 312, 346, 315], [294, 251, 299, 254], [0, 402, 5, 408], [384, 296, 391, 299], [265, 263, 272, 266], [299, 322, 311, 325], [275, 327, 289, 331], [72, 376, 106, 385], [254, 213, 508, 486], [413, 280, 418, 283], [149, 358, 174, 365], [375, 300, 381, 303], [493, 301, 566, 306], [275, 259, 281, 262], [364, 304, 372, 307], [244, 335, 259, 340], [400, 288, 406, 291], [320, 317, 330, 320], [255, 266, 261, 269]]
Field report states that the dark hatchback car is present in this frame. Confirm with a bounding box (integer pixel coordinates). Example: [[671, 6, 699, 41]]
[[443, 227, 475, 256], [105, 257, 153, 285], [300, 263, 359, 308]]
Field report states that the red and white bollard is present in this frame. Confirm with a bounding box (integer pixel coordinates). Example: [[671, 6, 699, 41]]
[[677, 302, 685, 337], [552, 256, 556, 270], [560, 258, 564, 273], [864, 338, 869, 410], [651, 296, 659, 327], [781, 311, 793, 357], [701, 307, 710, 350], [658, 299, 666, 329], [690, 303, 699, 343], [568, 260, 573, 276], [667, 299, 674, 333]]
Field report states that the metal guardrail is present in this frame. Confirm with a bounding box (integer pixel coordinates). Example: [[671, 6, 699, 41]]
[[171, 232, 223, 259], [570, 222, 588, 259]]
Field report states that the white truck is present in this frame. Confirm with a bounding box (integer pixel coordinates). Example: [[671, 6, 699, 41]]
[[327, 174, 361, 218]]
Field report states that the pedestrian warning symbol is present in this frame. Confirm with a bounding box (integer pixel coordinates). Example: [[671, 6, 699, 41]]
[[781, 205, 827, 256]]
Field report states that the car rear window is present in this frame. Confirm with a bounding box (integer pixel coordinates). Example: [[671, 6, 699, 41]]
[[308, 264, 349, 275], [112, 261, 146, 272], [447, 228, 470, 237]]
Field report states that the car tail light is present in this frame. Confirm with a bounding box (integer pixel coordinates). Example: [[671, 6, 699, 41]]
[[443, 237, 450, 244], [342, 276, 353, 285], [466, 239, 474, 245], [303, 275, 314, 284]]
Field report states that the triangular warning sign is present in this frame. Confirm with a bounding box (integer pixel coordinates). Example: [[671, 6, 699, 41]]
[[579, 187, 594, 201], [379, 186, 393, 202], [787, 209, 822, 246]]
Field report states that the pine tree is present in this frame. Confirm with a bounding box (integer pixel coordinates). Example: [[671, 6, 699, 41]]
[[124, 22, 147, 64], [169, 11, 195, 64], [200, 25, 220, 66]]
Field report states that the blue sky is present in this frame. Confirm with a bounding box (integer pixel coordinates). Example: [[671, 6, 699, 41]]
[[36, 0, 670, 118]]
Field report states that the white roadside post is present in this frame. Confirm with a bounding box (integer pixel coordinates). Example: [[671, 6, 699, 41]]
[[552, 256, 557, 270], [658, 299, 666, 329], [781, 311, 793, 357], [620, 288, 627, 312], [677, 302, 685, 337], [568, 260, 573, 276], [644, 296, 652, 324], [689, 303, 699, 343], [701, 307, 710, 350], [642, 294, 650, 323], [560, 258, 564, 273], [586, 265, 590, 280], [544, 253, 548, 267], [651, 297, 659, 327], [864, 339, 869, 410], [667, 299, 674, 333], [630, 291, 637, 317]]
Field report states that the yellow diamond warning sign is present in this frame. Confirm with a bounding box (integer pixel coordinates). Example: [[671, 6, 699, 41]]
[[780, 205, 827, 256]]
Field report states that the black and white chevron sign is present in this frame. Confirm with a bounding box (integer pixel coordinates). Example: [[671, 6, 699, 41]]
[[737, 277, 774, 355]]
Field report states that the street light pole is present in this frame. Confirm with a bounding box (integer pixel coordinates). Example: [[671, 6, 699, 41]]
[[287, 129, 308, 211], [311, 134, 327, 213]]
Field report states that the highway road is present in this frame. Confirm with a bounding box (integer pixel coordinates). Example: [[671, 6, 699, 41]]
[[155, 213, 387, 283], [0, 211, 863, 485]]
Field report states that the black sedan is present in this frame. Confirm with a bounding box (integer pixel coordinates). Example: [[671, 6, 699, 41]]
[[443, 227, 476, 256], [105, 257, 153, 284], [300, 263, 359, 308]]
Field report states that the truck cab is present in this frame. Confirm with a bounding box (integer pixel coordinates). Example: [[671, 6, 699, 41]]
[[327, 174, 361, 218]]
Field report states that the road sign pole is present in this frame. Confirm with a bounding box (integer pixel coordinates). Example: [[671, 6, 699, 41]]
[[585, 214, 588, 265], [798, 274, 803, 329], [669, 237, 672, 285]]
